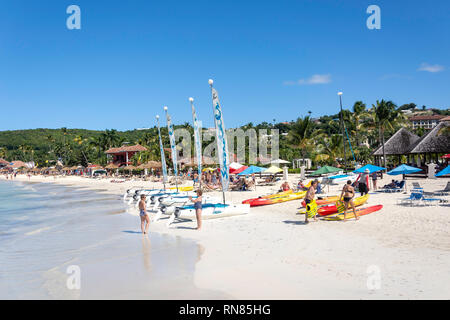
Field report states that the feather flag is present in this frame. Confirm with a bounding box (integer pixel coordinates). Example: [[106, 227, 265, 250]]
[[189, 98, 202, 182], [209, 81, 230, 191], [156, 115, 168, 184], [164, 107, 178, 177]]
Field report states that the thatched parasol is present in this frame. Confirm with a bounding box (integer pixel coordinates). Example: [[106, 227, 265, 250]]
[[105, 163, 119, 169], [123, 165, 136, 171], [138, 161, 162, 169]]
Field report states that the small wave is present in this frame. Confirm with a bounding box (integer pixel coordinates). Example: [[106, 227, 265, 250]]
[[25, 226, 53, 236]]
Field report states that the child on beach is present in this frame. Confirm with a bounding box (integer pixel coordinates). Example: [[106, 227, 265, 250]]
[[188, 189, 203, 230], [340, 180, 359, 222], [304, 180, 319, 223], [139, 194, 150, 234]]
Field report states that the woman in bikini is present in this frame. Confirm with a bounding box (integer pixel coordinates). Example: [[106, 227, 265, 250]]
[[189, 189, 203, 230], [340, 180, 359, 221]]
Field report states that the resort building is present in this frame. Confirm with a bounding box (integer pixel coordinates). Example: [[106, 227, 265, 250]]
[[105, 144, 147, 166], [408, 114, 445, 130]]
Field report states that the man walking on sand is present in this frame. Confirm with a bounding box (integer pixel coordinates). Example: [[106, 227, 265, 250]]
[[305, 180, 319, 223], [138, 194, 150, 234]]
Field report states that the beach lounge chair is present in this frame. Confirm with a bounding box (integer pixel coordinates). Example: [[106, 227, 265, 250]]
[[433, 182, 450, 196], [412, 182, 422, 189], [398, 191, 423, 206], [378, 180, 406, 193]]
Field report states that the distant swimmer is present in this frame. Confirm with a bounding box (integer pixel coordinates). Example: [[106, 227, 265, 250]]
[[340, 180, 359, 222], [139, 194, 150, 234]]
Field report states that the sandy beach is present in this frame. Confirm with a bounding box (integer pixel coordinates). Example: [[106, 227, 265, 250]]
[[4, 173, 449, 300]]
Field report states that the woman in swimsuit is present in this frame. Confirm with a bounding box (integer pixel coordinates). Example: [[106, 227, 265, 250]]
[[138, 194, 150, 234], [340, 180, 359, 221], [189, 189, 203, 230]]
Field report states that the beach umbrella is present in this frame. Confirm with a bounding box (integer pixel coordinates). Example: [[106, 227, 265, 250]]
[[202, 167, 216, 172], [270, 159, 290, 165], [106, 163, 119, 169], [264, 165, 283, 174], [436, 166, 450, 177], [353, 164, 385, 173], [387, 164, 422, 175], [442, 154, 450, 159], [229, 162, 244, 169], [311, 165, 341, 176], [230, 166, 248, 174], [237, 165, 266, 176]]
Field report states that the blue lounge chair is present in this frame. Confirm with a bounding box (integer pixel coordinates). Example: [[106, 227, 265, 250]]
[[377, 180, 406, 193], [398, 191, 423, 206]]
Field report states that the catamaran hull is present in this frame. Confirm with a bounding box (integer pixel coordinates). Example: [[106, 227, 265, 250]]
[[173, 204, 250, 221]]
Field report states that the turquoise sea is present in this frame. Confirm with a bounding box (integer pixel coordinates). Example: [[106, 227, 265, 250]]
[[0, 180, 226, 299]]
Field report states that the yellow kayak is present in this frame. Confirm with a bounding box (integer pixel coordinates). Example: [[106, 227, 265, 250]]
[[169, 186, 194, 191], [298, 194, 369, 215]]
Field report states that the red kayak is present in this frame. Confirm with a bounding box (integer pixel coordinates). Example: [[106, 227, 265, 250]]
[[324, 205, 383, 220]]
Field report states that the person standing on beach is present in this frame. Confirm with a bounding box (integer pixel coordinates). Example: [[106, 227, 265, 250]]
[[371, 171, 377, 190], [188, 189, 203, 230], [304, 180, 319, 223], [138, 194, 150, 234], [357, 169, 370, 196], [340, 180, 359, 221]]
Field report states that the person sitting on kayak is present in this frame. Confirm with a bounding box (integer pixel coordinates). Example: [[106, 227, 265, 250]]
[[297, 180, 308, 191], [340, 180, 359, 222], [305, 180, 319, 223], [279, 181, 291, 192]]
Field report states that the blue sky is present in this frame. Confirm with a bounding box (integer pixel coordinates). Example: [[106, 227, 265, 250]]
[[1, 0, 449, 131]]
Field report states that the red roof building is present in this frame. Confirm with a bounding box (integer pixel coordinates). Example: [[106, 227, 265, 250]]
[[105, 144, 147, 166]]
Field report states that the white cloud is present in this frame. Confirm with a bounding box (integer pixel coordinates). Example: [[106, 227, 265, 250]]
[[284, 74, 332, 86], [418, 63, 444, 73]]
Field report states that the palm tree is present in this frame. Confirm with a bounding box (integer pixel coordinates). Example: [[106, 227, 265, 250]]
[[0, 147, 7, 159], [372, 100, 398, 169], [317, 134, 343, 166], [352, 101, 368, 147], [288, 116, 317, 164], [74, 135, 90, 165]]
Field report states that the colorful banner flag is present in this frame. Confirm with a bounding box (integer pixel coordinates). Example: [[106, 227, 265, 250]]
[[189, 98, 202, 182], [210, 87, 230, 191], [156, 115, 168, 184], [164, 107, 178, 177]]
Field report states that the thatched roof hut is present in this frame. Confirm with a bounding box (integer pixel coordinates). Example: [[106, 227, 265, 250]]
[[408, 121, 450, 154], [373, 128, 420, 156], [105, 163, 119, 169], [137, 161, 162, 169]]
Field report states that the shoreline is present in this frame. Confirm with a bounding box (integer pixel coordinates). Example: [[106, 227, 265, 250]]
[[3, 174, 450, 299]]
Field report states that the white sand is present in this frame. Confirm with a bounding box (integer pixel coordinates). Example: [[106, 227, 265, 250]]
[[5, 173, 450, 299]]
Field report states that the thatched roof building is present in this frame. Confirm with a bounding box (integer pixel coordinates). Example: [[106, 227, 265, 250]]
[[408, 121, 450, 154], [372, 122, 450, 165], [373, 128, 420, 156]]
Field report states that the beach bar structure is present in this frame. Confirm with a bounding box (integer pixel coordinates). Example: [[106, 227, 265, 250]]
[[105, 144, 147, 166], [373, 121, 450, 168]]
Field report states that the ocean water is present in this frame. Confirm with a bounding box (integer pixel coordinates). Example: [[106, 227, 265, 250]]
[[0, 180, 226, 299]]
